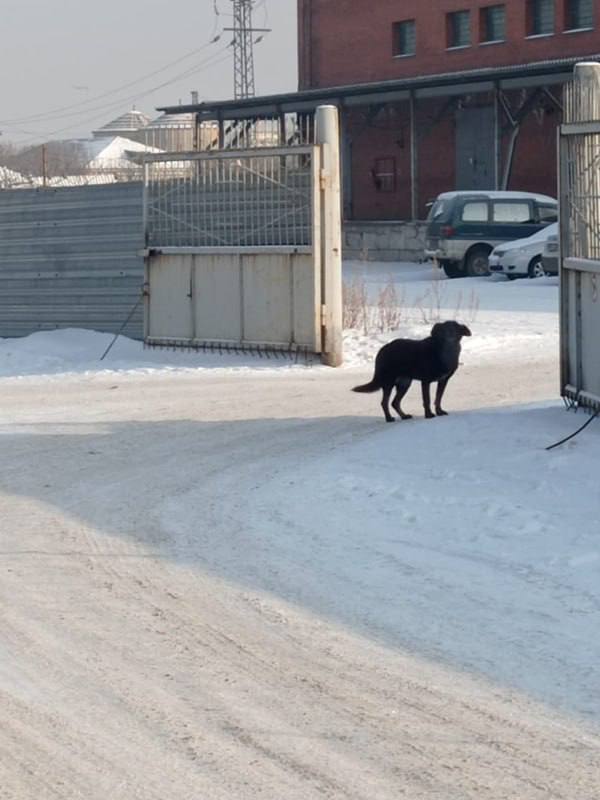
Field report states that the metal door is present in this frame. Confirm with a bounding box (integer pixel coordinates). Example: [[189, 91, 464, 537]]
[[456, 107, 495, 190]]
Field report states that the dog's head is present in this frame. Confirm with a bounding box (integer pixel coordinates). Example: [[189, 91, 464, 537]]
[[431, 320, 472, 341]]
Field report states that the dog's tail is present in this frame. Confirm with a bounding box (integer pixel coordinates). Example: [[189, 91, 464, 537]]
[[352, 379, 380, 393]]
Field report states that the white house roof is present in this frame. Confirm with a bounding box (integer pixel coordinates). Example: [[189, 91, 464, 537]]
[[80, 136, 162, 168]]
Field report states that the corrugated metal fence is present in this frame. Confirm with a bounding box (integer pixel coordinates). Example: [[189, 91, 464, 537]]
[[0, 182, 144, 339]]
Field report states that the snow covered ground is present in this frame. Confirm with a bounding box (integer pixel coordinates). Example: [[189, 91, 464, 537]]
[[2, 263, 599, 799], [0, 260, 558, 379]]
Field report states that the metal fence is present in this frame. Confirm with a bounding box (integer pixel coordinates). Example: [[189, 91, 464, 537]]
[[202, 113, 316, 151], [144, 147, 316, 249], [0, 182, 144, 339], [562, 80, 600, 260], [559, 63, 600, 410]]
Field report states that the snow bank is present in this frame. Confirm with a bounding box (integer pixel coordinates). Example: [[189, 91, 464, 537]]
[[0, 263, 558, 379]]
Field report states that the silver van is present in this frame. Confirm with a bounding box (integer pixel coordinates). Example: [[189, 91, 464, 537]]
[[424, 190, 557, 278]]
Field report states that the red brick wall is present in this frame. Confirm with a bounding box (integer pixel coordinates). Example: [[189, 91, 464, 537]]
[[298, 0, 600, 89], [344, 92, 561, 221]]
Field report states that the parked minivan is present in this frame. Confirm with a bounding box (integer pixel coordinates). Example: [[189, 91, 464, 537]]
[[424, 191, 557, 278]]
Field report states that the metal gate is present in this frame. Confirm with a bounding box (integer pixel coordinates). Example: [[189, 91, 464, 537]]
[[559, 63, 600, 411], [142, 106, 343, 365]]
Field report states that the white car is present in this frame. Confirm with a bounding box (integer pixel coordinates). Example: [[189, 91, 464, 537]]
[[488, 222, 558, 279]]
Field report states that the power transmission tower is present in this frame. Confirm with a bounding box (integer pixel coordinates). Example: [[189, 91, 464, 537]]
[[224, 1, 270, 99]]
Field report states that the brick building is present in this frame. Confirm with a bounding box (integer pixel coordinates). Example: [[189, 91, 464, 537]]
[[297, 0, 600, 219], [161, 2, 600, 222]]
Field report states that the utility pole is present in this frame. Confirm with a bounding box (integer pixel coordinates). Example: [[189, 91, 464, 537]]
[[223, 1, 270, 99]]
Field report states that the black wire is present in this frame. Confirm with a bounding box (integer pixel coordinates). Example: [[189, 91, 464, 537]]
[[545, 409, 599, 451], [100, 291, 145, 362]]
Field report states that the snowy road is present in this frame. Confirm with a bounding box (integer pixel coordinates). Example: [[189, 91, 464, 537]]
[[2, 266, 600, 798], [2, 348, 600, 798]]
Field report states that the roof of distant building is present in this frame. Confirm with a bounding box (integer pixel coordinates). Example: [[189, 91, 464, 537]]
[[92, 109, 151, 137], [146, 112, 195, 129]]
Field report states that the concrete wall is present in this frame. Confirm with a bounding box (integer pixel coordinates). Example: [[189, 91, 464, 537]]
[[343, 220, 427, 262]]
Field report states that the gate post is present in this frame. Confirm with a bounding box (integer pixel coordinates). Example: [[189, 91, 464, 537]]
[[316, 105, 343, 367]]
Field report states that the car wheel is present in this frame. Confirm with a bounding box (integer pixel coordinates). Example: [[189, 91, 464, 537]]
[[441, 260, 466, 279], [527, 256, 546, 279], [465, 247, 491, 277]]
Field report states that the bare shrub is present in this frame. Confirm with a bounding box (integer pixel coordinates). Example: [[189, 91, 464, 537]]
[[414, 273, 480, 325], [343, 276, 405, 334], [343, 278, 369, 331], [413, 271, 447, 324], [376, 280, 405, 333]]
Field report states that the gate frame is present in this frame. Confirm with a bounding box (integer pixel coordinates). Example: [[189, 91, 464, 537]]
[[559, 63, 600, 411], [141, 105, 343, 366]]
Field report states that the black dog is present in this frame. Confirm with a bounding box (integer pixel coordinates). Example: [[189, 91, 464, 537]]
[[352, 320, 471, 422]]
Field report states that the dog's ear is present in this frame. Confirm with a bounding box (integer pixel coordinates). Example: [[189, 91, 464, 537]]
[[431, 322, 445, 339]]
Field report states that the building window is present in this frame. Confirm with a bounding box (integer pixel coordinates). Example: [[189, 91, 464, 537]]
[[565, 0, 593, 30], [527, 0, 555, 35], [372, 158, 397, 192], [447, 10, 471, 48], [393, 19, 416, 56], [480, 5, 506, 42]]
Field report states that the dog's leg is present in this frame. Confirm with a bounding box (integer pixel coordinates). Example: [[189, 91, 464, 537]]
[[435, 377, 450, 416], [381, 383, 395, 423], [421, 382, 435, 418], [391, 379, 412, 420]]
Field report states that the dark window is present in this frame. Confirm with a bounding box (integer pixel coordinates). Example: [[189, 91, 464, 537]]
[[447, 10, 471, 47], [528, 0, 555, 35], [393, 19, 416, 56], [372, 158, 397, 192], [565, 0, 593, 30], [481, 5, 506, 42]]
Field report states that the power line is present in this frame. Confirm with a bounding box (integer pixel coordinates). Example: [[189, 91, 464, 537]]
[[0, 36, 225, 127], [7, 48, 233, 144]]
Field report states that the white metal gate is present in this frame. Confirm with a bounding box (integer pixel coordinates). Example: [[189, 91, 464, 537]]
[[560, 63, 600, 410], [142, 106, 342, 365]]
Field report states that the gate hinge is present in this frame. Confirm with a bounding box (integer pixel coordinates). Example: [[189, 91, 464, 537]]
[[319, 169, 329, 191]]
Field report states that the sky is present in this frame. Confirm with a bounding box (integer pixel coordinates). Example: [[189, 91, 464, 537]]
[[0, 0, 297, 146]]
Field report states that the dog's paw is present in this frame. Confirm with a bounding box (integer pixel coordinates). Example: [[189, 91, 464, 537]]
[[385, 417, 396, 423], [400, 413, 413, 420], [436, 409, 448, 416], [424, 411, 435, 419]]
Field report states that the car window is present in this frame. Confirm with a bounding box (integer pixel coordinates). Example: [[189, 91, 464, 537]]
[[492, 202, 533, 223], [461, 201, 488, 222], [538, 205, 558, 222], [427, 199, 449, 221]]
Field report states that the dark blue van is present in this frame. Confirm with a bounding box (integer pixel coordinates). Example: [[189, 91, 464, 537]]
[[424, 191, 557, 278]]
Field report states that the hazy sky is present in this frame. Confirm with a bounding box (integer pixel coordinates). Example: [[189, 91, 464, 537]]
[[0, 0, 297, 145]]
